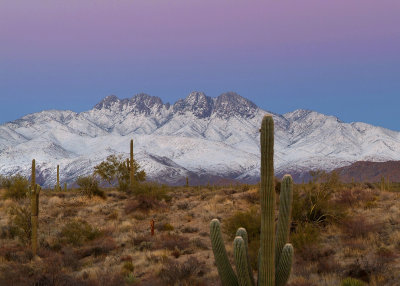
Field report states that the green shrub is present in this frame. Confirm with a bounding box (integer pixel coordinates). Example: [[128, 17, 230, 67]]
[[223, 208, 261, 269], [7, 204, 31, 245], [162, 223, 174, 231], [340, 277, 365, 286], [3, 175, 29, 200], [291, 222, 320, 252], [134, 182, 171, 201], [60, 219, 101, 246], [94, 154, 146, 192], [76, 176, 105, 198]]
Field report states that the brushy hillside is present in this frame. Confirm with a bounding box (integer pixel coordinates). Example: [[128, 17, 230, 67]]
[[0, 178, 399, 286]]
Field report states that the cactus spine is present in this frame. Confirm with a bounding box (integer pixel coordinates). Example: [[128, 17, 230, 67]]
[[210, 115, 294, 286], [30, 159, 41, 257], [130, 139, 135, 190]]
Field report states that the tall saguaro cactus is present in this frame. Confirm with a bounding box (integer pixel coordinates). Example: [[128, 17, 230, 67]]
[[130, 139, 135, 190], [56, 164, 61, 191], [30, 159, 41, 257], [210, 115, 294, 286]]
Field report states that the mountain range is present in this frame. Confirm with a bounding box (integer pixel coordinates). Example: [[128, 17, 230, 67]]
[[1, 92, 399, 186]]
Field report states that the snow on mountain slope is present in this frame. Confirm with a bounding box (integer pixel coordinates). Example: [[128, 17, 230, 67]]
[[1, 92, 400, 186]]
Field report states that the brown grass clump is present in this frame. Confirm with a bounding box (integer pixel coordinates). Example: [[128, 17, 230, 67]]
[[340, 216, 381, 238]]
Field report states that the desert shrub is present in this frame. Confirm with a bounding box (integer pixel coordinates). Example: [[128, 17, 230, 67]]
[[0, 244, 33, 263], [241, 191, 260, 204], [0, 174, 10, 188], [160, 223, 174, 231], [223, 208, 260, 242], [125, 195, 163, 213], [3, 174, 29, 200], [59, 219, 101, 246], [191, 238, 209, 250], [77, 236, 117, 258], [177, 201, 190, 210], [292, 178, 345, 226], [336, 189, 358, 206], [94, 154, 146, 192], [0, 262, 34, 285], [76, 175, 105, 198], [341, 216, 380, 238], [223, 208, 260, 269], [134, 182, 172, 201], [158, 257, 206, 286], [340, 277, 365, 286], [61, 247, 80, 270], [290, 222, 320, 260], [345, 249, 396, 284], [154, 234, 190, 251], [7, 204, 31, 245], [181, 226, 199, 233], [316, 256, 341, 274], [90, 267, 125, 286]]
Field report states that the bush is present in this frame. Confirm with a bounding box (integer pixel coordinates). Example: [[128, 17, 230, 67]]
[[7, 204, 31, 245], [154, 234, 190, 251], [125, 195, 164, 213], [290, 222, 320, 260], [134, 182, 172, 201], [292, 180, 345, 225], [341, 216, 380, 238], [223, 209, 260, 269], [76, 236, 117, 258], [59, 219, 101, 246], [340, 278, 365, 286], [76, 175, 105, 198], [94, 154, 146, 192], [3, 175, 29, 200], [158, 257, 206, 286]]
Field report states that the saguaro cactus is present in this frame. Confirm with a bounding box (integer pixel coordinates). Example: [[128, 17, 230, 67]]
[[30, 159, 41, 257], [55, 164, 61, 192], [210, 115, 294, 286], [130, 139, 135, 189]]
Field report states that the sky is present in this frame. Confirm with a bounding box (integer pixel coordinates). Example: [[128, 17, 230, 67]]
[[1, 0, 400, 130]]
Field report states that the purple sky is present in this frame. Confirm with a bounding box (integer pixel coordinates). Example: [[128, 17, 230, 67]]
[[1, 1, 400, 129]]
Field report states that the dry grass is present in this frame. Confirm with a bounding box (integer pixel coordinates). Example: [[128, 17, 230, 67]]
[[0, 184, 399, 285]]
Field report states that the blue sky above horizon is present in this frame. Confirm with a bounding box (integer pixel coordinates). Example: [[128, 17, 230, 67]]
[[1, 1, 400, 130]]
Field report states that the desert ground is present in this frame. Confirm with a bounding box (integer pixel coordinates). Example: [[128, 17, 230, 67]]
[[0, 178, 400, 286]]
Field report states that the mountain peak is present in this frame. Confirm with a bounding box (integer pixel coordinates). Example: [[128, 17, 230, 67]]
[[129, 93, 165, 114], [173, 91, 214, 118], [214, 92, 258, 118], [94, 95, 120, 110]]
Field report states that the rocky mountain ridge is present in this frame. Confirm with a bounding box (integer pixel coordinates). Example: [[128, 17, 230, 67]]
[[1, 92, 399, 186]]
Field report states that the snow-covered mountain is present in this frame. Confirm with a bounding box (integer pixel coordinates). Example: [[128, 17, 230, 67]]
[[1, 92, 400, 186]]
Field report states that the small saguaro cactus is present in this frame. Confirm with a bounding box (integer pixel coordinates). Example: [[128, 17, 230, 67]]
[[54, 164, 61, 192], [30, 159, 41, 257], [210, 115, 294, 286], [64, 182, 67, 192], [130, 139, 136, 189]]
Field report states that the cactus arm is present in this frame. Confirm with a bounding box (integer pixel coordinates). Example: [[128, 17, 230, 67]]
[[234, 236, 253, 286], [236, 228, 255, 286], [275, 175, 293, 268], [275, 244, 293, 286], [259, 115, 275, 286], [210, 219, 239, 286]]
